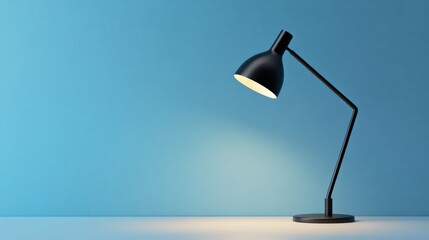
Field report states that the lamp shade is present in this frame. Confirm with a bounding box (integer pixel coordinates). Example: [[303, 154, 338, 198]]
[[234, 51, 283, 99], [234, 30, 293, 99]]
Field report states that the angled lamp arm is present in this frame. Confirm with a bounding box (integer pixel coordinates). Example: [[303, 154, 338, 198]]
[[286, 47, 359, 217]]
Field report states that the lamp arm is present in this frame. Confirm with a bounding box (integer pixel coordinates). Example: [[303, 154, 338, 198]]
[[286, 47, 358, 216]]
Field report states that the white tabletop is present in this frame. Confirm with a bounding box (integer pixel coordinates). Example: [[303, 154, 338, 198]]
[[0, 217, 428, 240]]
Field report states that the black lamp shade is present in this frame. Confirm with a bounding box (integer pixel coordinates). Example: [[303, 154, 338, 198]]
[[234, 51, 283, 99], [234, 30, 293, 99]]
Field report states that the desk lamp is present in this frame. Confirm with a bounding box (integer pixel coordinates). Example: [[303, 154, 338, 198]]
[[234, 30, 358, 223]]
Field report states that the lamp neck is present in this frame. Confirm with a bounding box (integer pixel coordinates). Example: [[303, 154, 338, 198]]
[[270, 30, 293, 55]]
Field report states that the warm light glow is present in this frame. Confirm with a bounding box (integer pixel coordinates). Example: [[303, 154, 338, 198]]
[[234, 74, 277, 99], [114, 217, 429, 238]]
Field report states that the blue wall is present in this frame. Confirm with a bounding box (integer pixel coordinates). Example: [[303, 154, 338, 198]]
[[1, 0, 429, 216]]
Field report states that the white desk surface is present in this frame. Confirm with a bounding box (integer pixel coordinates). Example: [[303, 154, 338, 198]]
[[0, 217, 428, 240]]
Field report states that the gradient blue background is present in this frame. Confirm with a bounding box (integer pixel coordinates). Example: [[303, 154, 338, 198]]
[[1, 0, 428, 216]]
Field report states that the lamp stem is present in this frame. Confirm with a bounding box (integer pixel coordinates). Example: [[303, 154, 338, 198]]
[[286, 47, 358, 216]]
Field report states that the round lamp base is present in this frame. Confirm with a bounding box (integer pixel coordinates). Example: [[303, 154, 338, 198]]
[[293, 214, 355, 223]]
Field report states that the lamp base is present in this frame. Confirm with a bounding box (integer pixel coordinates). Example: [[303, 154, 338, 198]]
[[293, 214, 354, 223]]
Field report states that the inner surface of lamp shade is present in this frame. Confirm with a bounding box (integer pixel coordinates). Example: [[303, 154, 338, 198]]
[[234, 74, 277, 99]]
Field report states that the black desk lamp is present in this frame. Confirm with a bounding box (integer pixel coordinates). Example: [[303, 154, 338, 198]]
[[234, 30, 358, 223]]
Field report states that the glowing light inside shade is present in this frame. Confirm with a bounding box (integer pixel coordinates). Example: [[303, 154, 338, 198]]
[[234, 74, 277, 99]]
